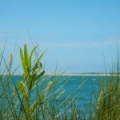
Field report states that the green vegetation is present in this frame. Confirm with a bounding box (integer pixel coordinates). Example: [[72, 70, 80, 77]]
[[0, 44, 120, 120]]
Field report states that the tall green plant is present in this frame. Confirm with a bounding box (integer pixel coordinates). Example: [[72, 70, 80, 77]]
[[18, 44, 45, 113], [95, 53, 120, 120]]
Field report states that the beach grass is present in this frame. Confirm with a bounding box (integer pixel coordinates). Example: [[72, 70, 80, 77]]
[[0, 44, 120, 120]]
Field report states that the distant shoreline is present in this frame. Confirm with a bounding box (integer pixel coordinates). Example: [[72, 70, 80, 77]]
[[1, 73, 119, 76], [45, 73, 111, 76]]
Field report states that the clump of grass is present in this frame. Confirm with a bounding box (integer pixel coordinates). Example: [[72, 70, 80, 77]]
[[1, 43, 120, 120], [93, 54, 120, 120], [0, 44, 84, 120]]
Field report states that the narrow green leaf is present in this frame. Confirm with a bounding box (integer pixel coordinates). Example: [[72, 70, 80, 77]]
[[37, 70, 45, 78], [29, 74, 37, 90], [28, 45, 38, 70], [18, 81, 28, 100], [20, 48, 28, 75], [24, 44, 29, 61], [9, 53, 13, 69], [32, 50, 46, 72], [24, 44, 30, 73]]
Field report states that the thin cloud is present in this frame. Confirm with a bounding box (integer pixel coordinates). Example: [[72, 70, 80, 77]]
[[40, 40, 120, 49]]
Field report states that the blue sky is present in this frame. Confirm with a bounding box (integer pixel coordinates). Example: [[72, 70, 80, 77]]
[[0, 1, 120, 73]]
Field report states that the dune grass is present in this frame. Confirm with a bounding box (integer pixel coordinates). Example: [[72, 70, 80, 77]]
[[0, 44, 120, 120]]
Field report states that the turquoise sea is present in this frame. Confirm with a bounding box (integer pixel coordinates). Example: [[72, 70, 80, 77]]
[[13, 75, 109, 107], [0, 75, 109, 113]]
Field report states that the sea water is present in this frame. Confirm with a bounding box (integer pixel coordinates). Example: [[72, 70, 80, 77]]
[[13, 75, 107, 105], [0, 75, 108, 114]]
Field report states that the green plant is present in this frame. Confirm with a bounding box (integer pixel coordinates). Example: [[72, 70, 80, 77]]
[[18, 44, 46, 116], [94, 54, 120, 120], [4, 43, 120, 120], [0, 44, 84, 120]]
